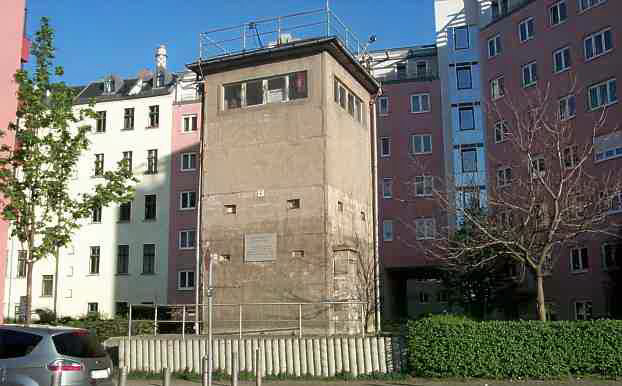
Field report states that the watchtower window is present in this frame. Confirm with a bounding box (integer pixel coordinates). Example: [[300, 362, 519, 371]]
[[223, 70, 307, 110]]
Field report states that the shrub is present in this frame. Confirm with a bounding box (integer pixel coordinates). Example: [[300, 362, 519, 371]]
[[34, 316, 152, 342], [407, 315, 622, 378]]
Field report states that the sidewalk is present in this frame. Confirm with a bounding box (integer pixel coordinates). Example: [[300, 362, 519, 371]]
[[126, 377, 622, 386]]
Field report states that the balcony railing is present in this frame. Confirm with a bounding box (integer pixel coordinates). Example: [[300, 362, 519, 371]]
[[490, 0, 536, 23], [375, 70, 438, 83]]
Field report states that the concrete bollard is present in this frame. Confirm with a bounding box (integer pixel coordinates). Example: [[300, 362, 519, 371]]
[[51, 370, 62, 386], [118, 367, 128, 386], [202, 356, 209, 386], [255, 348, 262, 386], [162, 368, 171, 386], [231, 351, 239, 386]]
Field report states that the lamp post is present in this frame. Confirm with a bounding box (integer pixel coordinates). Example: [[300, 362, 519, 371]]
[[206, 252, 225, 386]]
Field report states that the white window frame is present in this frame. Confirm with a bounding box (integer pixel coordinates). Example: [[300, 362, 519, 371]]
[[519, 17, 535, 43], [410, 134, 432, 155], [494, 121, 509, 143], [382, 177, 393, 199], [584, 28, 613, 61], [180, 152, 197, 171], [574, 300, 593, 320], [595, 144, 622, 162], [570, 247, 589, 273], [559, 94, 576, 120], [456, 65, 473, 90], [382, 220, 394, 242], [179, 191, 197, 210], [380, 137, 391, 157], [461, 148, 478, 173], [488, 34, 502, 58], [414, 176, 433, 197], [410, 94, 430, 113], [88, 302, 99, 314], [179, 229, 196, 250], [459, 106, 475, 131], [454, 26, 469, 50], [553, 46, 571, 73], [497, 167, 512, 187], [491, 76, 505, 100], [579, 0, 606, 12], [588, 78, 617, 110], [529, 156, 546, 179], [378, 96, 389, 115], [182, 114, 198, 133], [549, 1, 567, 26], [522, 61, 538, 87], [178, 270, 195, 290], [415, 218, 436, 240]]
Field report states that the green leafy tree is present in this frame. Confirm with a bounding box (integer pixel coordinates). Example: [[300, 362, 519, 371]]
[[0, 17, 136, 323]]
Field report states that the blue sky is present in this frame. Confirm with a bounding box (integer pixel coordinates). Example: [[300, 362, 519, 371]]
[[26, 1, 436, 86]]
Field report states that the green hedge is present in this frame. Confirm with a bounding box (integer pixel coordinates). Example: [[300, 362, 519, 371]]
[[407, 315, 622, 378], [60, 319, 153, 342]]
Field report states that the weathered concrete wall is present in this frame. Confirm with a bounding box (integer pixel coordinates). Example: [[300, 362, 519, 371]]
[[113, 335, 406, 377]]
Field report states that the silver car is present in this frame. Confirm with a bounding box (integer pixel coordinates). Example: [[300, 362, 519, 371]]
[[0, 325, 114, 386]]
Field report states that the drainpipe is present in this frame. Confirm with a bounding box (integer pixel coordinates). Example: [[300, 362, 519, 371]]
[[194, 80, 206, 334], [369, 91, 381, 333]]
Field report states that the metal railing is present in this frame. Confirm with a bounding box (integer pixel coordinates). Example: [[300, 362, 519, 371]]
[[199, 7, 365, 63], [127, 301, 368, 339]]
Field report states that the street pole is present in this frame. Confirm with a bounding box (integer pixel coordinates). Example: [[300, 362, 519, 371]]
[[207, 254, 214, 386]]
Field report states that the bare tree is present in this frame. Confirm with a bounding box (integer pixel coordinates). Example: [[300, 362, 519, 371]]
[[422, 80, 621, 321]]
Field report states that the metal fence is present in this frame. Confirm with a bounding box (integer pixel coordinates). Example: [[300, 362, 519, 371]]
[[199, 7, 365, 62], [128, 301, 369, 338]]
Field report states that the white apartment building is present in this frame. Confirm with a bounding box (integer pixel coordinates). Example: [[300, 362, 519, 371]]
[[3, 46, 177, 319]]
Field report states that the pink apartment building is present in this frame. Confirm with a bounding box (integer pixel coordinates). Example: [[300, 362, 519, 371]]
[[481, 0, 622, 320], [0, 0, 29, 322]]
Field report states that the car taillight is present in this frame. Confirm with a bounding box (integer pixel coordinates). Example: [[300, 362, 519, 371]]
[[47, 359, 83, 372]]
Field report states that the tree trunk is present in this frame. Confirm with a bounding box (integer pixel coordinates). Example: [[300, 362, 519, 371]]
[[536, 272, 547, 321], [25, 259, 33, 324]]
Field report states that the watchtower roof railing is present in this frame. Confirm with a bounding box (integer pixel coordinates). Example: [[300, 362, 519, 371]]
[[199, 8, 365, 63]]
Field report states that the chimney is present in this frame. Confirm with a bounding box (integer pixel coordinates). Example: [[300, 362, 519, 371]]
[[155, 44, 167, 71]]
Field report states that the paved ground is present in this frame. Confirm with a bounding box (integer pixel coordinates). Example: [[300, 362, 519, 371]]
[[127, 377, 622, 386]]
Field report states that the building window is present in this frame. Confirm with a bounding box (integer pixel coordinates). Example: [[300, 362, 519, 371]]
[[410, 134, 432, 154], [225, 204, 237, 214], [574, 300, 593, 320], [494, 121, 509, 143], [117, 245, 129, 275], [456, 65, 472, 90], [488, 34, 502, 58], [382, 220, 393, 242], [94, 154, 104, 177], [115, 302, 129, 317], [415, 176, 433, 197], [337, 201, 344, 212], [178, 271, 195, 290], [333, 77, 365, 126], [287, 199, 301, 209], [549, 1, 567, 26], [570, 247, 589, 272], [225, 71, 307, 110], [416, 61, 428, 75], [553, 46, 572, 73], [602, 243, 621, 270], [119, 201, 131, 222], [491, 76, 505, 100], [459, 106, 475, 130], [180, 191, 197, 210], [181, 152, 197, 171], [588, 78, 617, 110], [146, 149, 158, 174], [95, 111, 106, 133], [396, 62, 407, 79], [584, 28, 613, 61], [41, 275, 54, 297], [563, 145, 579, 169], [497, 167, 512, 187], [89, 246, 100, 275], [380, 137, 391, 157], [183, 114, 198, 132], [123, 108, 134, 130], [382, 178, 393, 199], [378, 96, 389, 115], [142, 244, 155, 274], [454, 26, 469, 50], [522, 61, 538, 87], [595, 143, 622, 162], [530, 157, 546, 178], [461, 148, 478, 172], [179, 230, 196, 249], [462, 187, 481, 210], [92, 205, 102, 223], [17, 250, 27, 278], [519, 17, 535, 43], [87, 302, 99, 315], [122, 151, 133, 174], [579, 0, 606, 12], [559, 95, 576, 120], [415, 218, 436, 240], [410, 94, 430, 113], [419, 292, 430, 303], [148, 105, 159, 127], [144, 194, 157, 220]]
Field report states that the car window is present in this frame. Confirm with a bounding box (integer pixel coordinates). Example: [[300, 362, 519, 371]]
[[52, 331, 107, 358], [0, 330, 43, 359]]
